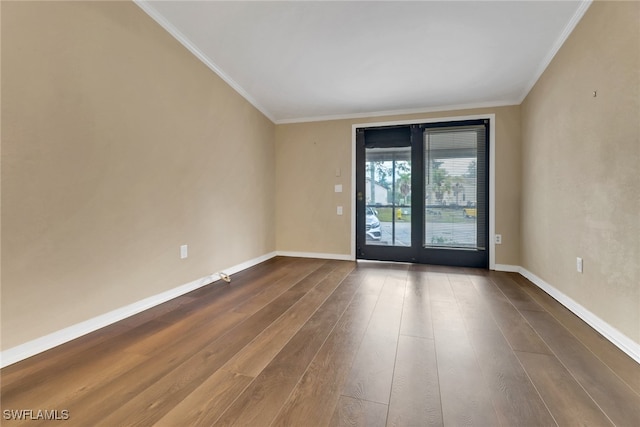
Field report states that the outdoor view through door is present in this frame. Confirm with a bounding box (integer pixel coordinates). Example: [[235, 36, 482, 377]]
[[356, 119, 489, 268], [365, 146, 411, 247], [424, 125, 486, 251]]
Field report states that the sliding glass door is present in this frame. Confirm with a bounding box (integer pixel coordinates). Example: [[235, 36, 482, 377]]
[[356, 119, 489, 268]]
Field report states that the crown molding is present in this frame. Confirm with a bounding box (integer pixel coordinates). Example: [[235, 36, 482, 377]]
[[135, 0, 590, 125], [133, 0, 277, 123], [519, 0, 593, 103], [275, 100, 516, 125]]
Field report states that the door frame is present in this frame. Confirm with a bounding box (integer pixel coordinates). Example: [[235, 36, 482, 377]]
[[350, 113, 497, 269]]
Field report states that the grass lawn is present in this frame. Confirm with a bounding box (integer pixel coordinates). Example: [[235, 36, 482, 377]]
[[372, 207, 474, 224], [426, 207, 475, 224], [375, 207, 411, 222]]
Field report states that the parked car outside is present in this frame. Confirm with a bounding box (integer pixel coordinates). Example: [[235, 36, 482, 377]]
[[366, 207, 381, 240]]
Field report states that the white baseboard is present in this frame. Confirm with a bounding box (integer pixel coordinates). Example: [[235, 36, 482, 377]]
[[0, 251, 277, 368], [222, 251, 277, 276], [494, 264, 521, 273], [276, 251, 355, 261], [519, 267, 640, 365], [5, 254, 636, 368]]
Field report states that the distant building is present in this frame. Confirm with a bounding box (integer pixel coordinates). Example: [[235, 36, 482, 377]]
[[365, 178, 388, 205], [426, 178, 476, 206]]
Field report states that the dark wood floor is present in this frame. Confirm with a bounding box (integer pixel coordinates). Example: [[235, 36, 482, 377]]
[[2, 257, 639, 426]]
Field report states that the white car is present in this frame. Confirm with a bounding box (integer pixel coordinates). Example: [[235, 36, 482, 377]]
[[366, 207, 381, 240]]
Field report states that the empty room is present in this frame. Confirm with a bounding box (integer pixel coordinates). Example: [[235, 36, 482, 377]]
[[1, 0, 639, 425]]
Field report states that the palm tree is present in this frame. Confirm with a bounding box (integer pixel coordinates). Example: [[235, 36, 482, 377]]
[[397, 172, 411, 205], [431, 161, 451, 205], [452, 182, 464, 206]]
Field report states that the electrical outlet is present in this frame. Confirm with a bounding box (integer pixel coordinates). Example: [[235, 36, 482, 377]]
[[180, 245, 188, 259], [576, 257, 583, 273], [495, 234, 502, 244]]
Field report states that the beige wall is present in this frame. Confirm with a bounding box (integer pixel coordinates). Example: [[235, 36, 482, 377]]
[[275, 105, 522, 265], [521, 1, 639, 343], [1, 1, 276, 350]]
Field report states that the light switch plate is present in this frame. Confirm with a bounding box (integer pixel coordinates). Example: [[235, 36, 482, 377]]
[[337, 206, 343, 215], [334, 184, 343, 193]]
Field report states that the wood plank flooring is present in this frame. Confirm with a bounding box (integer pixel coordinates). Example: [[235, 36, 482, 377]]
[[1, 257, 639, 426]]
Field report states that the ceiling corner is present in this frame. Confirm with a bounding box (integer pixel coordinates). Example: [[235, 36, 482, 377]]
[[517, 0, 594, 104], [133, 0, 277, 123]]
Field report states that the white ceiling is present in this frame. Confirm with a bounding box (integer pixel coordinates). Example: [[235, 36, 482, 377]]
[[136, 1, 591, 124]]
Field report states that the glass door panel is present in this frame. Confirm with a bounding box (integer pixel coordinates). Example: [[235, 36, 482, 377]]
[[365, 146, 411, 247], [424, 126, 485, 250]]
